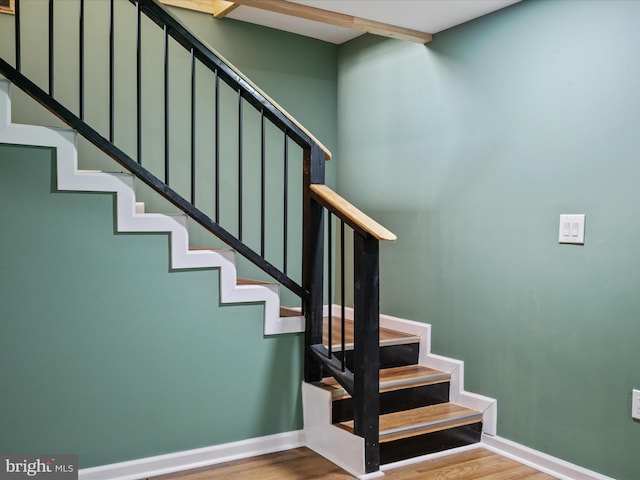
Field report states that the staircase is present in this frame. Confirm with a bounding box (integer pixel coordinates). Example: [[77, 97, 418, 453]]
[[0, 1, 496, 477], [0, 78, 303, 336], [304, 310, 496, 477]]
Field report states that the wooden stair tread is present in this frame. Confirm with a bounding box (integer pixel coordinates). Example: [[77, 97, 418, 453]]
[[337, 403, 482, 442], [322, 317, 419, 351], [280, 307, 303, 318], [315, 365, 450, 398], [378, 365, 450, 387], [237, 277, 273, 285]]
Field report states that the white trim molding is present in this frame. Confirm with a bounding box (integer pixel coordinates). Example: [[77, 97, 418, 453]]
[[79, 431, 305, 480], [482, 435, 616, 480]]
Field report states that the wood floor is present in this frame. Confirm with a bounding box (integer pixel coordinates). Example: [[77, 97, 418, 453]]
[[150, 447, 557, 480]]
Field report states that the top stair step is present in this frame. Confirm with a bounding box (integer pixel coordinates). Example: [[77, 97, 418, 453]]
[[323, 316, 420, 351]]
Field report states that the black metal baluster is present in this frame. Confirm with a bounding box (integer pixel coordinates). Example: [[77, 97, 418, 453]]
[[260, 110, 266, 257], [238, 89, 243, 241], [283, 129, 288, 274], [14, 0, 20, 72], [79, 0, 84, 119], [328, 211, 333, 358], [136, 0, 142, 164], [48, 0, 54, 96], [109, 0, 114, 142], [340, 221, 346, 372], [214, 69, 220, 223], [163, 24, 169, 184], [190, 48, 196, 205], [0, 1, 314, 302]]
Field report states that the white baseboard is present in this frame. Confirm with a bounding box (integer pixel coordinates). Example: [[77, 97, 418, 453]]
[[482, 434, 616, 480], [78, 431, 305, 480]]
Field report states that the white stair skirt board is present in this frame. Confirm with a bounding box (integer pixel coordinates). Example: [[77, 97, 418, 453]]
[[78, 431, 305, 480], [0, 78, 303, 336], [482, 435, 616, 480]]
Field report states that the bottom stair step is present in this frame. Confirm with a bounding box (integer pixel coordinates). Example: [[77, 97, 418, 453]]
[[336, 403, 483, 465]]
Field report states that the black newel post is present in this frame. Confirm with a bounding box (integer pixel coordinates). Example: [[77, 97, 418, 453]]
[[353, 232, 381, 473], [303, 143, 325, 383]]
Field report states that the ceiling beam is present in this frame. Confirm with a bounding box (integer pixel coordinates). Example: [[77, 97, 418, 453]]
[[228, 0, 432, 44], [158, 0, 217, 15], [158, 0, 239, 17], [212, 0, 240, 18]]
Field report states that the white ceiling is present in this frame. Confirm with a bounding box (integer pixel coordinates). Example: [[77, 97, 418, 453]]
[[226, 0, 521, 44]]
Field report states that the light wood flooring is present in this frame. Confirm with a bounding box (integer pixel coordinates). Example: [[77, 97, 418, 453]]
[[150, 447, 557, 480]]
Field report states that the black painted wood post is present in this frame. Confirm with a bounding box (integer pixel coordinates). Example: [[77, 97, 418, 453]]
[[353, 231, 381, 473], [303, 143, 325, 383]]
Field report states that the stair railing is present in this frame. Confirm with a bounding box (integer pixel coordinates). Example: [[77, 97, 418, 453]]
[[305, 183, 396, 473], [1, 0, 330, 299], [0, 0, 396, 474]]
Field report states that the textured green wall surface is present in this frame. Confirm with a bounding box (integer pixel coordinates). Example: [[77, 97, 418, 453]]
[[0, 1, 337, 469], [337, 1, 640, 478], [0, 143, 303, 468]]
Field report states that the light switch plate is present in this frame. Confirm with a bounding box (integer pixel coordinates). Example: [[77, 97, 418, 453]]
[[633, 389, 640, 420], [559, 214, 585, 244]]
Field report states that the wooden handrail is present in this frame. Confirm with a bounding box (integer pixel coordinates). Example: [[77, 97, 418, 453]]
[[310, 184, 396, 241]]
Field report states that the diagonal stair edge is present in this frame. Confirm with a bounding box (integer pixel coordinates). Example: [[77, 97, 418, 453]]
[[0, 78, 303, 336]]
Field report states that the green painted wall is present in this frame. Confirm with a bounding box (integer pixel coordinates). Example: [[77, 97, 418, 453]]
[[337, 1, 640, 479], [0, 1, 337, 469]]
